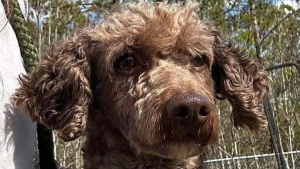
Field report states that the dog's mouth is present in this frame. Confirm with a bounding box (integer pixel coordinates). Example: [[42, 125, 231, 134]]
[[167, 123, 216, 146], [178, 132, 207, 144], [130, 120, 217, 160]]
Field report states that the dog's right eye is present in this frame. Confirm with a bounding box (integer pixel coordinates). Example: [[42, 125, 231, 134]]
[[191, 54, 205, 67], [114, 54, 138, 71]]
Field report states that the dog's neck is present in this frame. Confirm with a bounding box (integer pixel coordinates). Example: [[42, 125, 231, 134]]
[[83, 110, 202, 169]]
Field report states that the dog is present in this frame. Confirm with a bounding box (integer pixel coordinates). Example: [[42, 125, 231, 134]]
[[12, 2, 269, 169]]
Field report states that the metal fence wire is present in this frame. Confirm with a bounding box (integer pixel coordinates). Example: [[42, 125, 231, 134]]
[[204, 151, 300, 169]]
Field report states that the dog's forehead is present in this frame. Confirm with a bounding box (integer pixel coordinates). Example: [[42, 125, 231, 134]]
[[93, 2, 215, 64]]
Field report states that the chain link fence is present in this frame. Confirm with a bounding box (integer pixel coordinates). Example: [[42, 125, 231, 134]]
[[204, 150, 300, 169]]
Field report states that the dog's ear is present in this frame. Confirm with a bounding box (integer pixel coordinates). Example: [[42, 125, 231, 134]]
[[12, 30, 93, 141], [211, 30, 269, 131]]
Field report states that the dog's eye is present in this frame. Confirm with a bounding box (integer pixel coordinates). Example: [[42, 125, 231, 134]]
[[191, 54, 205, 67], [115, 54, 138, 71]]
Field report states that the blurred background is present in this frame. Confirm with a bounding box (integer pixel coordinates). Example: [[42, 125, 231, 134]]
[[25, 0, 300, 168]]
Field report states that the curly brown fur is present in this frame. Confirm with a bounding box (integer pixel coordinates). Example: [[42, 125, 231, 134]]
[[212, 31, 269, 130], [12, 2, 269, 169], [12, 31, 93, 141]]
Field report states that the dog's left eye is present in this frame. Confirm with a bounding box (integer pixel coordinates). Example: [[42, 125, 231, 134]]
[[191, 54, 205, 67], [115, 54, 138, 71]]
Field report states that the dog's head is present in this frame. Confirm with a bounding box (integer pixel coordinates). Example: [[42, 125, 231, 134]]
[[12, 2, 269, 160]]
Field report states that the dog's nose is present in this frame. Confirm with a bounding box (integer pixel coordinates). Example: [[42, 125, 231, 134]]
[[167, 93, 212, 126]]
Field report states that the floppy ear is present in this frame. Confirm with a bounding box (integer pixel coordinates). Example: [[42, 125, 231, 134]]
[[211, 30, 269, 131], [12, 30, 93, 141]]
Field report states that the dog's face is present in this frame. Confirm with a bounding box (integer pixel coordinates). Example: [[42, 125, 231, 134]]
[[12, 2, 269, 160], [90, 3, 219, 159]]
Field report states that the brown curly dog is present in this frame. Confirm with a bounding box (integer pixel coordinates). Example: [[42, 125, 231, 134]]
[[12, 2, 269, 169]]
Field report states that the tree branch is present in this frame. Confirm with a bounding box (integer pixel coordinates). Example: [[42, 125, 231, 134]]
[[224, 0, 238, 14], [249, 0, 262, 62], [260, 7, 300, 46]]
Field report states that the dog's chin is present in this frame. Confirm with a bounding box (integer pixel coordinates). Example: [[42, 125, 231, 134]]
[[159, 142, 202, 160], [133, 137, 203, 160]]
